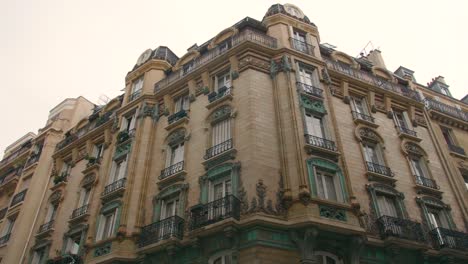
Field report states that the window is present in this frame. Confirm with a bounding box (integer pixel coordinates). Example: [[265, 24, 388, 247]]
[[307, 159, 347, 203], [292, 30, 307, 52], [208, 251, 232, 264], [78, 188, 91, 207], [392, 110, 411, 130], [219, 39, 232, 53], [121, 113, 136, 132], [109, 159, 127, 183], [97, 209, 117, 241], [31, 247, 47, 264], [161, 197, 179, 220], [315, 170, 341, 202], [65, 233, 82, 255], [45, 203, 58, 223], [351, 97, 370, 115], [215, 71, 231, 92], [1, 217, 15, 237], [174, 95, 189, 113], [93, 143, 104, 159], [183, 61, 194, 75], [305, 113, 324, 138], [440, 126, 456, 146], [61, 162, 72, 176], [210, 178, 232, 201], [427, 208, 450, 229], [166, 142, 184, 167], [376, 194, 398, 217], [298, 65, 319, 87], [132, 76, 144, 95], [212, 118, 231, 146], [362, 142, 385, 165], [315, 252, 342, 264]]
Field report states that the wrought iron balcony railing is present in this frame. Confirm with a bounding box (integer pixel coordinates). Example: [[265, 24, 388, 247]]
[[102, 178, 126, 197], [190, 195, 240, 230], [415, 176, 439, 190], [290, 38, 315, 56], [296, 82, 323, 98], [46, 254, 83, 264], [208, 86, 232, 103], [377, 215, 426, 243], [70, 204, 89, 219], [129, 89, 142, 101], [204, 139, 233, 160], [38, 220, 55, 233], [425, 98, 468, 122], [448, 144, 466, 156], [168, 110, 188, 125], [431, 227, 468, 251], [0, 233, 10, 246], [366, 162, 394, 177], [11, 189, 27, 206], [396, 126, 417, 137], [154, 29, 277, 92], [0, 140, 32, 167], [351, 111, 375, 123], [0, 207, 7, 220], [24, 152, 41, 168], [138, 215, 184, 248], [159, 161, 184, 180], [325, 59, 421, 102], [304, 135, 337, 152]]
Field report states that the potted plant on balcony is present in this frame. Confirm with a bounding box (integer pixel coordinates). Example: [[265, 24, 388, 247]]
[[53, 172, 68, 185], [117, 130, 130, 143], [84, 155, 98, 167], [208, 91, 218, 102]]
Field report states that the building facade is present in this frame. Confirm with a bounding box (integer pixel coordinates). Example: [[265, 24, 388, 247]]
[[0, 3, 467, 264]]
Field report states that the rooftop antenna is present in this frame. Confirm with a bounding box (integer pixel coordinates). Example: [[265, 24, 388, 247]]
[[358, 41, 375, 57], [97, 94, 110, 106]]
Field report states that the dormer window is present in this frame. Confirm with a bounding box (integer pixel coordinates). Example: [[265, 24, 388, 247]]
[[183, 61, 194, 75], [130, 76, 143, 101], [219, 38, 232, 53]]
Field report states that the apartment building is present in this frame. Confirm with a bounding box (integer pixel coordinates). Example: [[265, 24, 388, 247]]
[[1, 3, 467, 264]]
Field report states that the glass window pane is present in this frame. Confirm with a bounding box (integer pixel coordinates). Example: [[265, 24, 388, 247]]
[[324, 174, 337, 201]]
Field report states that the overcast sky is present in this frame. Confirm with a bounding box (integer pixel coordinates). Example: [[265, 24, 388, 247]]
[[1, 0, 467, 156]]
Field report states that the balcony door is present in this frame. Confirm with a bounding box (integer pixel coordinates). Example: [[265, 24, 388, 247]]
[[376, 194, 402, 236], [212, 119, 231, 146], [159, 197, 179, 239], [293, 31, 307, 52], [305, 113, 324, 139], [209, 178, 232, 220], [299, 66, 314, 86], [363, 143, 384, 165], [166, 143, 184, 168]]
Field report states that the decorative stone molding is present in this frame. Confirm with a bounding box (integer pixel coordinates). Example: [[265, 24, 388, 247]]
[[290, 228, 319, 264], [319, 205, 346, 221], [248, 179, 282, 215], [93, 242, 111, 257], [300, 95, 326, 114]]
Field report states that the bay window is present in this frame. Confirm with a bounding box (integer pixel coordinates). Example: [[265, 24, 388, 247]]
[[97, 208, 117, 241], [307, 159, 347, 203]]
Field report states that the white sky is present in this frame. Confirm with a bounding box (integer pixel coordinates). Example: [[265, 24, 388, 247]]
[[1, 0, 467, 155]]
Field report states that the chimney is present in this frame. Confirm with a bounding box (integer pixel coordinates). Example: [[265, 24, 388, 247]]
[[366, 49, 387, 69]]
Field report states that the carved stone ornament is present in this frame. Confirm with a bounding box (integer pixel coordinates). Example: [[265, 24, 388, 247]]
[[50, 191, 62, 204], [140, 103, 157, 119], [359, 127, 379, 142], [404, 142, 424, 156], [248, 179, 279, 215], [280, 55, 291, 72], [290, 228, 319, 264], [269, 60, 279, 79], [321, 68, 331, 84], [167, 129, 186, 145], [211, 106, 232, 123]]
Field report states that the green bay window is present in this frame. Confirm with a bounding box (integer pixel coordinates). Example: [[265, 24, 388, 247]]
[[306, 159, 347, 203]]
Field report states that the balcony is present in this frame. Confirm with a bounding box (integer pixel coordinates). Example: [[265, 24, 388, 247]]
[[304, 135, 337, 153], [101, 178, 126, 199], [46, 254, 83, 264], [377, 215, 426, 243], [70, 204, 89, 220], [38, 220, 55, 235], [208, 86, 232, 105], [190, 195, 240, 230], [425, 98, 468, 122], [415, 176, 439, 190], [366, 162, 394, 178], [296, 82, 323, 98], [129, 89, 142, 102], [24, 152, 41, 168], [326, 59, 422, 103], [0, 140, 32, 167], [204, 139, 233, 160], [159, 161, 184, 180], [10, 189, 27, 207], [352, 111, 375, 124], [0, 207, 7, 220], [396, 126, 419, 141], [167, 110, 188, 125], [290, 38, 315, 56], [431, 227, 468, 251], [154, 29, 277, 93], [448, 144, 466, 156], [138, 216, 184, 248], [0, 233, 10, 246]]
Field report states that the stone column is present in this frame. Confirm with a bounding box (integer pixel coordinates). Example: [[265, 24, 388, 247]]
[[290, 228, 319, 264]]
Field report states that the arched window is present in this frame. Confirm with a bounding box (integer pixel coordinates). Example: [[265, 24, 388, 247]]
[[367, 183, 407, 219], [315, 251, 343, 264], [402, 142, 438, 190], [208, 250, 234, 264], [161, 129, 186, 180], [356, 127, 393, 179]]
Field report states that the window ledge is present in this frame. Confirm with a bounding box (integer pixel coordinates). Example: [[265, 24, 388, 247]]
[[202, 148, 237, 170], [304, 144, 340, 161], [165, 117, 189, 131], [101, 187, 126, 202], [414, 184, 443, 197], [82, 162, 101, 175], [50, 181, 67, 191], [397, 131, 421, 142], [366, 171, 397, 185], [449, 151, 467, 160], [353, 117, 378, 128], [309, 197, 351, 210], [206, 93, 233, 110], [157, 170, 186, 190], [69, 213, 90, 225], [35, 228, 55, 239], [136, 237, 182, 255]]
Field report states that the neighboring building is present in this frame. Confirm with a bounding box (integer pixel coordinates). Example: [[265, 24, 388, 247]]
[[0, 97, 94, 264], [1, 3, 468, 264]]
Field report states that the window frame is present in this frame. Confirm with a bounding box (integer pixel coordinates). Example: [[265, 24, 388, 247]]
[[131, 75, 144, 94], [416, 196, 455, 230], [96, 207, 118, 241], [306, 159, 348, 203], [208, 250, 234, 264], [367, 183, 407, 219], [214, 70, 232, 92]]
